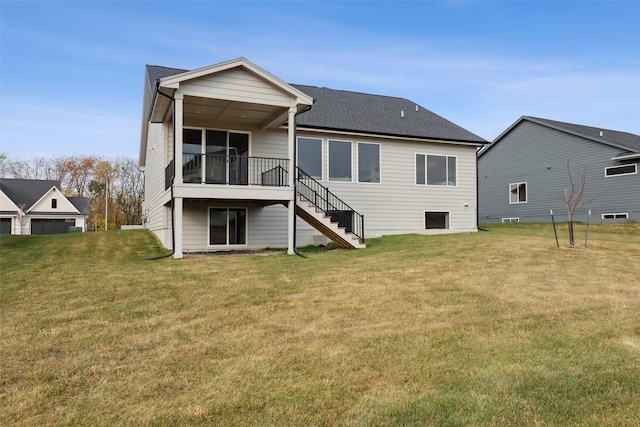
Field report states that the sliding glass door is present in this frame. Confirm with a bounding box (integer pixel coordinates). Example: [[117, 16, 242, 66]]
[[183, 128, 249, 184], [209, 208, 247, 245]]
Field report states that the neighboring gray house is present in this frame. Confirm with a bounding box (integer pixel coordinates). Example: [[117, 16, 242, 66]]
[[478, 116, 640, 224], [0, 178, 88, 234], [139, 58, 486, 258]]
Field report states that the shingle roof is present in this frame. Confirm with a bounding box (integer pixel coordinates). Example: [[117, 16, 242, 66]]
[[145, 65, 486, 144], [480, 116, 640, 158], [292, 85, 485, 143], [526, 116, 640, 153], [0, 179, 60, 209], [68, 197, 89, 215], [146, 65, 188, 85], [0, 179, 88, 214]]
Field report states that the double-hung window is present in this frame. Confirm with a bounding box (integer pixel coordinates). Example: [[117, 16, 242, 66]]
[[329, 140, 352, 182], [509, 182, 527, 204], [298, 137, 323, 180], [358, 142, 380, 183], [416, 154, 457, 186]]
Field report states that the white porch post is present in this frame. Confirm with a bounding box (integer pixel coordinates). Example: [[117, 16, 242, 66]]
[[173, 92, 184, 259], [173, 197, 183, 259], [287, 107, 297, 255], [174, 93, 184, 184]]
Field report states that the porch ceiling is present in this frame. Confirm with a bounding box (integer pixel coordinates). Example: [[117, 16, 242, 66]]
[[184, 95, 289, 129]]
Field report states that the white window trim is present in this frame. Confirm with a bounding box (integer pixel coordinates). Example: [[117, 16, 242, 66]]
[[357, 141, 381, 184], [415, 153, 425, 186], [328, 139, 353, 183], [509, 182, 528, 204], [604, 163, 637, 178], [297, 136, 324, 181], [424, 210, 451, 230], [207, 206, 248, 247], [415, 153, 458, 187], [601, 212, 628, 219]]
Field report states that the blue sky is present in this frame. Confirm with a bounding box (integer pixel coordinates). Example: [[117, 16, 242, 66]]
[[1, 0, 639, 159]]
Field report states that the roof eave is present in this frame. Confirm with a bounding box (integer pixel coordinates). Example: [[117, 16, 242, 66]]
[[294, 125, 485, 146], [612, 152, 640, 161]]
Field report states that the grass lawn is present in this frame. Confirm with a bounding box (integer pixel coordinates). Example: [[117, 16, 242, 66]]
[[1, 223, 639, 426]]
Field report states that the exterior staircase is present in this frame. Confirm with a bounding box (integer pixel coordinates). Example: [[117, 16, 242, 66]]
[[296, 168, 365, 249]]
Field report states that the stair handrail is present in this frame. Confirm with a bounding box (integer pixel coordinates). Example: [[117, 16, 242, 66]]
[[296, 167, 365, 242]]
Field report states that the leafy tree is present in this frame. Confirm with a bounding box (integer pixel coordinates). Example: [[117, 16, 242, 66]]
[[1, 154, 144, 230]]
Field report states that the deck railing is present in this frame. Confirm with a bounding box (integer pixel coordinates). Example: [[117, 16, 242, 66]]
[[296, 168, 365, 242], [173, 154, 289, 186]]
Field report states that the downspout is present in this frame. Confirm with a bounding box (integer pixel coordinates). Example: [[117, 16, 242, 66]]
[[142, 83, 177, 260], [477, 144, 489, 232], [292, 104, 313, 258]]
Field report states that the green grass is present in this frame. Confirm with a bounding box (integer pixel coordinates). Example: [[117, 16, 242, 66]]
[[1, 224, 639, 426]]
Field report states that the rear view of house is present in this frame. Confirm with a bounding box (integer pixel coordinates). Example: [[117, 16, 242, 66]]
[[478, 116, 640, 223], [139, 58, 486, 258], [0, 179, 88, 235]]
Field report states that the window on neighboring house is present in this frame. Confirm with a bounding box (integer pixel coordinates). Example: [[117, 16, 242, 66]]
[[329, 140, 352, 182], [509, 182, 527, 204], [501, 217, 520, 223], [358, 142, 380, 183], [209, 208, 247, 245], [425, 211, 449, 229], [602, 213, 628, 219], [51, 198, 57, 209], [416, 154, 457, 186], [605, 164, 637, 177], [298, 137, 322, 180]]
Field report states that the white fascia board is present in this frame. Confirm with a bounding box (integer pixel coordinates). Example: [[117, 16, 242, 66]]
[[612, 152, 640, 161], [159, 57, 314, 106]]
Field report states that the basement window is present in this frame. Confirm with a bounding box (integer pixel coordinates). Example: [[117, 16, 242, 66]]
[[501, 217, 520, 223], [605, 164, 637, 177], [425, 211, 449, 229], [602, 213, 628, 219]]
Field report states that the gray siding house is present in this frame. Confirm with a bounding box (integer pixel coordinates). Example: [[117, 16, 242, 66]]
[[139, 58, 486, 257], [478, 116, 640, 224]]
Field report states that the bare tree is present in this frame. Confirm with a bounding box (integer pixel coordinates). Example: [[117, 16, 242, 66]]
[[113, 157, 144, 226], [561, 160, 599, 247], [16, 203, 29, 235]]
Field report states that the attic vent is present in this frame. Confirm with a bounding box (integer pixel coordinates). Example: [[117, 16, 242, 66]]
[[415, 105, 419, 112], [599, 131, 604, 137], [401, 110, 405, 118]]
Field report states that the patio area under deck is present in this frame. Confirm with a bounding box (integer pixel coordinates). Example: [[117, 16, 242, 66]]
[[149, 59, 315, 258]]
